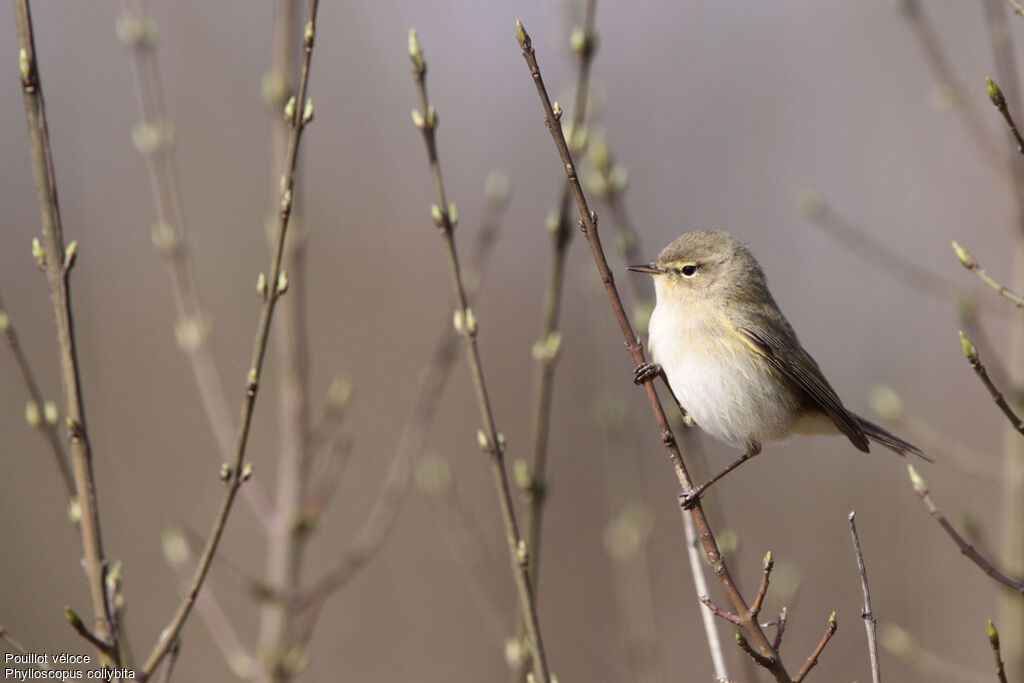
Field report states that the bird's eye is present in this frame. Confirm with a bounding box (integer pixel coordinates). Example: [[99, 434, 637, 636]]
[[681, 264, 698, 277]]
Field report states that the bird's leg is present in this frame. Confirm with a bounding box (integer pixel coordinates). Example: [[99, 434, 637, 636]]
[[679, 441, 762, 510], [633, 362, 695, 426]]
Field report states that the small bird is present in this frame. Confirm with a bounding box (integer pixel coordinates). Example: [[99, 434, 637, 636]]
[[627, 230, 928, 505]]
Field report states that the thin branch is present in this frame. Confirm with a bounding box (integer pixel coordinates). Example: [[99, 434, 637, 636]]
[[684, 513, 729, 679], [907, 464, 1024, 594], [12, 0, 118, 664], [154, 639, 181, 683], [959, 331, 1024, 436], [0, 291, 73, 498], [0, 626, 50, 669], [516, 20, 792, 682], [986, 77, 1024, 154], [137, 2, 321, 678], [849, 512, 881, 683], [953, 241, 1024, 309], [523, 0, 598, 592], [898, 0, 1009, 175], [115, 0, 271, 521], [1007, 0, 1024, 17], [751, 551, 774, 619], [792, 612, 837, 683], [409, 30, 550, 683], [989, 621, 1009, 683]]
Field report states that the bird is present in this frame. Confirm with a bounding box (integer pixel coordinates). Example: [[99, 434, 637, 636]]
[[627, 230, 929, 506]]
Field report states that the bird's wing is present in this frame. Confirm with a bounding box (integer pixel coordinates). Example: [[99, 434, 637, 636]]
[[729, 316, 870, 452]]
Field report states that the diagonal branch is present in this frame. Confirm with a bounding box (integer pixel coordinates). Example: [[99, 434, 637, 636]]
[[137, 1, 321, 677], [515, 19, 793, 682], [12, 0, 118, 664]]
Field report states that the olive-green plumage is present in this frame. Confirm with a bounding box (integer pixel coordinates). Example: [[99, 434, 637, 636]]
[[630, 230, 927, 461]]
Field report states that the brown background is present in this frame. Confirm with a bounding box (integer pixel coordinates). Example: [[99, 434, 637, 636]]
[[0, 1, 1018, 681]]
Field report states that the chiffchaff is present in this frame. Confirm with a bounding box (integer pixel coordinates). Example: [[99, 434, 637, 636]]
[[628, 231, 928, 504]]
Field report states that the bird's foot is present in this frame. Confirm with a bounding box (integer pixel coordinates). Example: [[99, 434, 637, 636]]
[[633, 362, 662, 385]]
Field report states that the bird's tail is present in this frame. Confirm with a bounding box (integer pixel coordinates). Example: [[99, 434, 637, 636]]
[[854, 414, 933, 463]]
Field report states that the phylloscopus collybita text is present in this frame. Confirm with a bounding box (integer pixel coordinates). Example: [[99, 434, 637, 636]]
[[628, 230, 929, 506]]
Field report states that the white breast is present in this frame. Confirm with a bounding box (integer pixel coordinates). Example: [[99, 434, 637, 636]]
[[648, 298, 801, 450]]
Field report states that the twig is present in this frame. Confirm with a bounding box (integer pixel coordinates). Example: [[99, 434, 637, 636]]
[[989, 621, 1009, 683], [751, 551, 774, 619], [137, 2, 321, 678], [409, 30, 551, 683], [154, 638, 181, 683], [523, 0, 598, 593], [907, 464, 1024, 594], [849, 512, 881, 683], [953, 242, 1024, 309], [1007, 0, 1024, 17], [898, 0, 1009, 175], [798, 193, 976, 307], [12, 0, 118, 664], [959, 331, 1024, 436], [987, 78, 1024, 154], [516, 20, 793, 681], [0, 626, 49, 669], [115, 1, 272, 521], [64, 606, 113, 656], [0, 291, 73, 498], [793, 612, 837, 682], [772, 607, 789, 652], [684, 513, 729, 679]]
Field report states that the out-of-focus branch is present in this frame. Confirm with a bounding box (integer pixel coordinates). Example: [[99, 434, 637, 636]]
[[0, 291, 73, 498], [959, 331, 1024, 436], [116, 0, 271, 522], [138, 2, 321, 678], [12, 0, 118, 664], [953, 241, 1024, 309], [409, 31, 551, 682]]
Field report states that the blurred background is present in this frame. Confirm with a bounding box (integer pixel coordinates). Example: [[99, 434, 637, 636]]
[[1, 1, 1022, 681]]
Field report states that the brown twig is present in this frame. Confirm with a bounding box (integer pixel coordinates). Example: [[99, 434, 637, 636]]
[[12, 0, 118, 664], [989, 620, 1009, 683], [772, 607, 789, 652], [898, 0, 1009, 175], [751, 551, 774, 619], [137, 2, 321, 678], [959, 331, 1024, 436], [792, 612, 837, 682], [516, 19, 793, 681], [116, 0, 272, 521], [409, 30, 551, 683], [953, 242, 1024, 309], [0, 291, 73, 498], [907, 464, 1024, 594], [848, 512, 881, 683], [0, 626, 49, 669]]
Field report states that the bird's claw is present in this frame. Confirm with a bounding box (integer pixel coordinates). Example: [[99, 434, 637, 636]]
[[679, 488, 702, 510], [633, 362, 662, 385]]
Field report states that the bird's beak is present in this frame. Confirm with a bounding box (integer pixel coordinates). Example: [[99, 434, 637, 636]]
[[626, 263, 665, 275]]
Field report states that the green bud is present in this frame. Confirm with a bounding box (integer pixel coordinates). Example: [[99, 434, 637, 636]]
[[65, 606, 83, 629], [569, 27, 587, 54], [408, 29, 424, 70], [589, 137, 610, 171], [513, 459, 531, 490], [115, 12, 158, 48], [32, 237, 46, 268], [431, 204, 444, 227], [220, 463, 231, 481], [284, 96, 296, 122], [477, 429, 490, 451], [504, 638, 525, 668], [829, 611, 837, 628], [584, 169, 609, 198], [19, 48, 30, 79], [44, 401, 58, 425], [958, 330, 978, 361], [67, 497, 81, 525], [448, 202, 458, 227], [241, 462, 254, 481], [868, 384, 903, 421], [25, 401, 41, 428], [256, 273, 267, 298], [131, 119, 174, 155], [247, 367, 259, 386], [161, 528, 189, 565], [261, 71, 288, 107], [907, 464, 926, 494], [951, 240, 974, 268], [425, 105, 437, 129], [988, 620, 999, 647], [764, 550, 773, 565], [552, 101, 563, 120], [515, 19, 531, 49], [151, 221, 179, 254], [326, 376, 355, 411], [987, 77, 1005, 107], [302, 98, 314, 124], [64, 241, 78, 269], [0, 311, 9, 334], [452, 308, 465, 333], [411, 108, 425, 129], [545, 211, 563, 235], [797, 190, 824, 218], [276, 270, 289, 295], [281, 188, 293, 212], [174, 316, 210, 351], [463, 307, 477, 335], [608, 164, 629, 193], [485, 170, 510, 204], [304, 20, 314, 45], [516, 539, 529, 565]]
